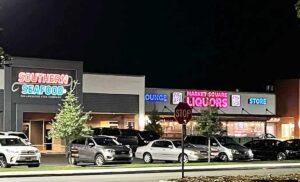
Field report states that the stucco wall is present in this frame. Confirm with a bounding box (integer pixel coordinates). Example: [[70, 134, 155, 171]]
[[83, 74, 145, 130]]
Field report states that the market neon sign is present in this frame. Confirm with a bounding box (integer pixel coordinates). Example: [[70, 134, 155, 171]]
[[12, 72, 72, 97], [186, 90, 228, 108]]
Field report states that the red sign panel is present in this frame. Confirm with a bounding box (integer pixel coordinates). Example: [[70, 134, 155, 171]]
[[175, 102, 192, 124]]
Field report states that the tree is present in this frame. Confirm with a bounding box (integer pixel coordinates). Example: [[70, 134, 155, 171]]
[[144, 109, 164, 136], [296, 0, 300, 18], [0, 47, 12, 67], [195, 106, 222, 163], [48, 81, 92, 145]]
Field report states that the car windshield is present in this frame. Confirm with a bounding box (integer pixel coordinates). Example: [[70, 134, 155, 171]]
[[102, 129, 121, 136], [216, 137, 239, 146], [94, 138, 119, 146], [139, 131, 160, 140], [172, 141, 193, 148], [8, 133, 27, 140], [0, 138, 26, 146], [121, 129, 138, 136]]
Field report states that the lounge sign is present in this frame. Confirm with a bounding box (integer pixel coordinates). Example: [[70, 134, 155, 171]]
[[186, 90, 228, 108], [12, 71, 72, 99]]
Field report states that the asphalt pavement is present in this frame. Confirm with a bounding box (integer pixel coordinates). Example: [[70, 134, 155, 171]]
[[1, 167, 299, 182]]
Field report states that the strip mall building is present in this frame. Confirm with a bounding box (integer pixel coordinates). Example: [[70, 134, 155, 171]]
[[0, 57, 296, 153]]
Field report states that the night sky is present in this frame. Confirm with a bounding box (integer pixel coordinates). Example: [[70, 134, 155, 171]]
[[0, 1, 299, 92]]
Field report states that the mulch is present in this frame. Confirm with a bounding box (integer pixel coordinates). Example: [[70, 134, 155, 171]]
[[171, 174, 300, 182]]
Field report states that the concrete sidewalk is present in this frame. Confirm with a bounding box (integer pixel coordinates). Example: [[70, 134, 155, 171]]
[[1, 163, 300, 178]]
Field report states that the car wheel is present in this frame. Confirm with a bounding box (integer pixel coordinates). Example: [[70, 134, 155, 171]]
[[95, 154, 105, 166], [178, 154, 189, 163], [277, 152, 286, 161], [143, 153, 153, 163], [28, 164, 40, 168], [68, 155, 78, 165], [219, 153, 229, 162], [0, 156, 10, 168]]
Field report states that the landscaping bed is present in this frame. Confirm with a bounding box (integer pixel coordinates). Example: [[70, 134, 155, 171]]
[[171, 174, 300, 182]]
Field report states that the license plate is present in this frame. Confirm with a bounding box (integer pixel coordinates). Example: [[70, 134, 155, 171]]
[[23, 157, 33, 161], [121, 151, 126, 154]]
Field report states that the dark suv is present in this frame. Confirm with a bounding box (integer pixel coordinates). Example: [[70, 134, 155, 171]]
[[92, 128, 139, 152], [66, 136, 133, 166]]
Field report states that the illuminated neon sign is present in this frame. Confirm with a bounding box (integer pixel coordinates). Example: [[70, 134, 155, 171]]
[[12, 72, 72, 98], [248, 97, 267, 105], [186, 90, 228, 108], [145, 93, 168, 102]]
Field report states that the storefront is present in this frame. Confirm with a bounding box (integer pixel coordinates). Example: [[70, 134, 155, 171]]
[[0, 57, 145, 153], [145, 88, 276, 141], [276, 79, 300, 140]]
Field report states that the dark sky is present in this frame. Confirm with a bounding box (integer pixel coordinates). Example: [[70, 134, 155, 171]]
[[0, 0, 299, 92]]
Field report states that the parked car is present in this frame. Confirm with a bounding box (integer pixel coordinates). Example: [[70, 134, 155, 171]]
[[0, 131, 31, 145], [119, 129, 160, 146], [0, 136, 40, 168], [66, 136, 133, 166], [257, 133, 277, 139], [135, 139, 207, 163], [279, 139, 300, 159], [138, 130, 160, 145], [244, 139, 286, 160], [92, 128, 139, 152], [185, 135, 254, 162]]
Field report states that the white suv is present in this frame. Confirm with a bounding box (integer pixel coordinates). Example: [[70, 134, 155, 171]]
[[0, 136, 41, 168], [0, 131, 30, 145]]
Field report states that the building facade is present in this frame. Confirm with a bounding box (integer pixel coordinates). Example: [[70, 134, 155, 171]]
[[275, 79, 300, 140], [0, 57, 145, 153], [145, 88, 277, 141]]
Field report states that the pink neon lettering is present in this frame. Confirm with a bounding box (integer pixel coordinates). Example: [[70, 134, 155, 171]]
[[17, 72, 70, 85], [186, 90, 228, 108]]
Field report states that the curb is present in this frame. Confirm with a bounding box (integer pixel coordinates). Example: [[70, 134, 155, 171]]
[[1, 163, 300, 178]]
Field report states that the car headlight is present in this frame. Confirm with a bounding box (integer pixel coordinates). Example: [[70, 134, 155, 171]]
[[105, 149, 115, 153], [5, 149, 19, 154], [188, 151, 198, 155], [34, 150, 39, 154], [231, 149, 239, 155]]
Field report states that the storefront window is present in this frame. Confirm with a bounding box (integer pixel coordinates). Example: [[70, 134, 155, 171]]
[[224, 121, 265, 137], [282, 124, 294, 139]]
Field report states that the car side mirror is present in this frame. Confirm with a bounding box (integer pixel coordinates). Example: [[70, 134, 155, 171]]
[[168, 145, 173, 149], [88, 143, 95, 147]]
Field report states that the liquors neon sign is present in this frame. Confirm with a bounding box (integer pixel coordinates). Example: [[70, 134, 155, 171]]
[[12, 72, 72, 98], [186, 90, 228, 108]]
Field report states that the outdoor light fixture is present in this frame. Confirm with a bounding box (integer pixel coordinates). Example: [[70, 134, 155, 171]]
[[162, 105, 173, 113], [241, 108, 250, 114], [266, 108, 275, 115]]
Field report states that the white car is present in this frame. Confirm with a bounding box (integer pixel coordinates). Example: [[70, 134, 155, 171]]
[[0, 136, 41, 168], [135, 139, 207, 163], [0, 131, 31, 145]]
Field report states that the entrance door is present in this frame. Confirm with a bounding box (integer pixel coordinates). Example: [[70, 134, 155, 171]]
[[44, 121, 52, 150], [30, 121, 43, 150]]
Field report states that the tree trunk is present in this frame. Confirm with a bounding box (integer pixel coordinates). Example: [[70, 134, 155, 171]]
[[208, 136, 211, 163]]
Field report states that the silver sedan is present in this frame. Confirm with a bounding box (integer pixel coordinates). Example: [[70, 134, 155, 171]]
[[135, 139, 207, 163]]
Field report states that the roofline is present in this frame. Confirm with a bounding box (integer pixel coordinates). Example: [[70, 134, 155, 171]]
[[146, 87, 275, 95], [83, 72, 145, 78]]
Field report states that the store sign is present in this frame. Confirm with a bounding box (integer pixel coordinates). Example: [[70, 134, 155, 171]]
[[145, 93, 168, 102], [248, 97, 267, 105], [12, 71, 72, 98], [186, 90, 228, 108], [231, 95, 241, 107], [172, 92, 183, 105]]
